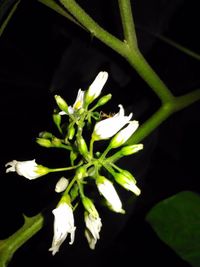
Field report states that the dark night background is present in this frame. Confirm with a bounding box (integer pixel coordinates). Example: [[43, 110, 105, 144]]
[[0, 0, 200, 266]]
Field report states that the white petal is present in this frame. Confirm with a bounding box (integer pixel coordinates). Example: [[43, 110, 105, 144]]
[[93, 105, 132, 140], [97, 177, 124, 213], [5, 159, 41, 180], [55, 177, 69, 193], [49, 202, 76, 255]]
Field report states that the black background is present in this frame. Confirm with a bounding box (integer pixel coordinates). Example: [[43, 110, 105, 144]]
[[0, 0, 200, 266]]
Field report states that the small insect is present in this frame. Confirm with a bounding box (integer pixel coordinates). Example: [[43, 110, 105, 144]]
[[100, 111, 116, 119]]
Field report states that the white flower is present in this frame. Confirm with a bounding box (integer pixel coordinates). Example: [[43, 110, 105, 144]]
[[55, 177, 69, 193], [84, 211, 102, 249], [92, 105, 132, 140], [85, 71, 108, 105], [5, 159, 49, 180], [96, 176, 125, 213], [49, 202, 76, 255], [109, 120, 139, 148], [68, 89, 85, 114]]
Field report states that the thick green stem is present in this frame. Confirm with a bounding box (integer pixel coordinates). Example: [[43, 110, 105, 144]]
[[127, 89, 200, 144], [59, 0, 127, 58], [59, 0, 174, 104], [126, 50, 175, 103], [0, 214, 44, 267]]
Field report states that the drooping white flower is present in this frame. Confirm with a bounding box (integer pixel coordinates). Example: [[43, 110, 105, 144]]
[[55, 177, 69, 193], [5, 159, 49, 180], [109, 120, 139, 149], [92, 105, 132, 141], [84, 211, 102, 249], [96, 176, 125, 213], [85, 71, 108, 105], [49, 201, 76, 255], [68, 89, 85, 114]]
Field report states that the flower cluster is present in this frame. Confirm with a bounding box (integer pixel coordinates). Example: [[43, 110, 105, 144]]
[[5, 71, 143, 255]]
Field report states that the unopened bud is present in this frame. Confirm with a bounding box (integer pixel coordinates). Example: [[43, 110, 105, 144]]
[[95, 94, 112, 107], [119, 144, 143, 156], [76, 136, 90, 160], [39, 131, 53, 139], [68, 126, 75, 140], [55, 177, 69, 193], [36, 138, 52, 148], [76, 166, 87, 180], [113, 170, 141, 196], [54, 95, 69, 114], [82, 196, 99, 218]]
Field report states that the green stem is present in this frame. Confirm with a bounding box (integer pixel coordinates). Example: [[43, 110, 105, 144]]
[[118, 0, 138, 48], [49, 162, 82, 173], [126, 50, 175, 103], [0, 214, 44, 267], [59, 0, 174, 104], [59, 0, 127, 58], [127, 89, 200, 144]]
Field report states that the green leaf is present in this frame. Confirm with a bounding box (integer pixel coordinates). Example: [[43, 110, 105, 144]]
[[146, 191, 200, 267]]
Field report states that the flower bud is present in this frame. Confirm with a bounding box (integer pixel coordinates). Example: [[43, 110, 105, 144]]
[[96, 176, 125, 213], [109, 121, 139, 149], [95, 94, 112, 107], [76, 136, 90, 160], [119, 144, 143, 156], [82, 196, 99, 218], [36, 138, 52, 148], [68, 125, 75, 140], [55, 177, 69, 193], [113, 170, 141, 196], [75, 166, 87, 180], [54, 95, 69, 114], [52, 137, 62, 147], [84, 71, 108, 105], [53, 113, 62, 131], [39, 131, 53, 139]]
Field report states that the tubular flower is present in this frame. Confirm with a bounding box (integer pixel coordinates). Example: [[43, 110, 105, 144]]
[[109, 120, 139, 148], [92, 105, 132, 140], [5, 159, 49, 180], [84, 211, 102, 249], [96, 176, 124, 213], [85, 71, 108, 105], [49, 201, 76, 255]]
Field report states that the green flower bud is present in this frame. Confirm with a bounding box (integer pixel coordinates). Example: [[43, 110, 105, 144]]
[[53, 113, 62, 133], [119, 144, 143, 156], [76, 136, 90, 160], [68, 125, 75, 140], [75, 166, 87, 180], [95, 94, 112, 107], [39, 131, 53, 139], [82, 196, 99, 218], [52, 137, 62, 147], [54, 95, 69, 114], [109, 121, 139, 149], [70, 150, 78, 165], [36, 138, 52, 148], [113, 170, 141, 196]]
